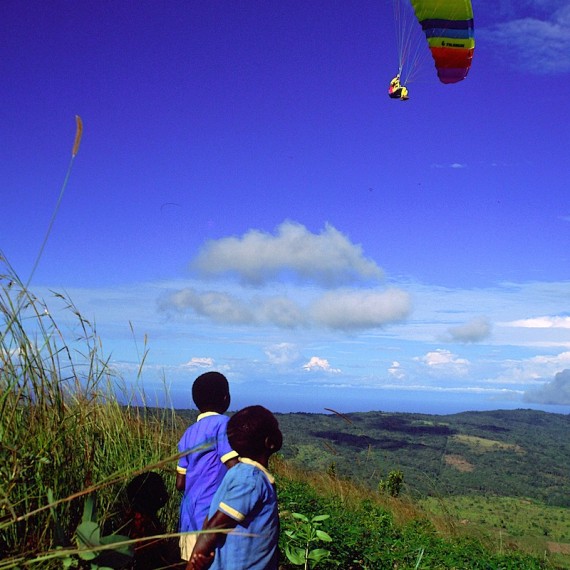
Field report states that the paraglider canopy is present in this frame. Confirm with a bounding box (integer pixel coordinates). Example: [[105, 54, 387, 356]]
[[412, 0, 474, 84], [392, 0, 474, 86]]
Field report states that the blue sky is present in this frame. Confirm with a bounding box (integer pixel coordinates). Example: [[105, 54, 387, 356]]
[[2, 0, 570, 414]]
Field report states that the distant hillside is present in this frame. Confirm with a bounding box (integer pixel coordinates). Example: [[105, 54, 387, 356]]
[[173, 408, 570, 506], [271, 408, 570, 507]]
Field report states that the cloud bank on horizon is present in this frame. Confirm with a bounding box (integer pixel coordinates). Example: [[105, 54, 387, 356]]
[[118, 220, 570, 409], [20, 218, 570, 410]]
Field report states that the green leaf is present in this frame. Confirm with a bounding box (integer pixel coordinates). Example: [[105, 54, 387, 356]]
[[285, 545, 306, 565], [307, 548, 331, 562], [76, 520, 101, 560], [311, 514, 330, 523], [292, 512, 309, 522], [100, 533, 133, 552], [77, 521, 100, 547], [82, 495, 96, 524], [315, 529, 333, 542], [78, 549, 98, 562]]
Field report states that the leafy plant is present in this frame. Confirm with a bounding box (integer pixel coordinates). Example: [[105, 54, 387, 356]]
[[283, 512, 333, 569], [69, 494, 133, 569], [378, 470, 404, 498]]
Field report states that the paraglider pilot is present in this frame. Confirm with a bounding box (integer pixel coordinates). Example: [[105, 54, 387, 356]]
[[388, 74, 409, 100]]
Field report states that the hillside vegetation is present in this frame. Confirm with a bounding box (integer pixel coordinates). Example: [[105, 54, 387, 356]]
[[273, 408, 570, 507]]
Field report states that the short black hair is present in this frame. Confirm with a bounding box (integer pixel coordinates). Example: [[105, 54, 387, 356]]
[[227, 405, 282, 458], [192, 371, 230, 412], [126, 472, 168, 514]]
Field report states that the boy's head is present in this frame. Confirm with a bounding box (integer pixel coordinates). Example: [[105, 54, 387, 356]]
[[227, 405, 282, 460], [126, 471, 168, 514], [192, 371, 230, 413]]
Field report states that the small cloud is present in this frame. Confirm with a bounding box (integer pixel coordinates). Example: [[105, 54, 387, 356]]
[[191, 221, 383, 286], [417, 349, 470, 376], [388, 361, 406, 380], [524, 368, 570, 405], [504, 315, 570, 329], [303, 356, 341, 373], [432, 163, 467, 169], [264, 343, 300, 366], [447, 317, 492, 343], [183, 357, 214, 369]]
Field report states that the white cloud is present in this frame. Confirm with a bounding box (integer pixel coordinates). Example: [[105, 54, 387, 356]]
[[432, 163, 467, 169], [480, 5, 570, 73], [524, 368, 570, 405], [446, 316, 492, 343], [257, 296, 307, 328], [416, 349, 470, 377], [388, 361, 406, 380], [303, 356, 341, 373], [496, 351, 570, 385], [163, 286, 410, 331], [183, 357, 214, 369], [504, 315, 570, 328], [310, 288, 411, 331], [264, 343, 300, 366], [191, 221, 383, 286], [165, 288, 254, 324]]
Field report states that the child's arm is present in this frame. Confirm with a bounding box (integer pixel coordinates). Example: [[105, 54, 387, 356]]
[[224, 456, 239, 469], [175, 472, 185, 493], [186, 511, 238, 570]]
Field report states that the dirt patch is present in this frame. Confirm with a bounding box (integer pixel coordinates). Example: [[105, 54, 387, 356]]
[[547, 541, 570, 555], [444, 454, 474, 472]]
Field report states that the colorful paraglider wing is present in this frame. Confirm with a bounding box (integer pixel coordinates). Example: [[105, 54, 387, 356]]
[[410, 0, 474, 84]]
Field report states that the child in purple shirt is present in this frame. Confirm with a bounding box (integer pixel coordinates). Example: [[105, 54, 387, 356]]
[[176, 372, 238, 562]]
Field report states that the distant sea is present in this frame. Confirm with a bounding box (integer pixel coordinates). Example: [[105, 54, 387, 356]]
[[165, 383, 570, 416]]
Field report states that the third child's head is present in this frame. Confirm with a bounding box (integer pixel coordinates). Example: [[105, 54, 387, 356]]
[[192, 371, 230, 414], [227, 405, 282, 462]]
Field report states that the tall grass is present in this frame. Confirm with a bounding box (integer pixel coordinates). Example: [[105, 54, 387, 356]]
[[0, 265, 181, 567]]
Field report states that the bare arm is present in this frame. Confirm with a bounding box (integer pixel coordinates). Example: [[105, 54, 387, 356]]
[[186, 510, 238, 570], [176, 472, 186, 493], [224, 457, 239, 469]]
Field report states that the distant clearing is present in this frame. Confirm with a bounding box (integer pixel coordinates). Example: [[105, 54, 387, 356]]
[[444, 454, 474, 472], [451, 434, 525, 454]]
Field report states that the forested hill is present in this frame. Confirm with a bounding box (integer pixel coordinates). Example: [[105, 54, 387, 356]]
[[174, 408, 569, 506], [272, 408, 570, 507]]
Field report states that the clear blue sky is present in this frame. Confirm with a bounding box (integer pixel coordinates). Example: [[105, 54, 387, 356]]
[[2, 0, 570, 414]]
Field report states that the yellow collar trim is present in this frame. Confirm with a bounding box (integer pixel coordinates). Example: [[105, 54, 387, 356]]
[[197, 411, 220, 421], [239, 457, 275, 484]]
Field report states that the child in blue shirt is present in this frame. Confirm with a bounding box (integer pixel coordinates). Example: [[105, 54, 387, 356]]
[[187, 405, 283, 570], [176, 372, 238, 562]]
